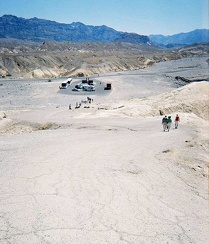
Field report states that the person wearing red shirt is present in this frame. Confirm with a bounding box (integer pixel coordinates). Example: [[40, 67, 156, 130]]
[[175, 114, 180, 129]]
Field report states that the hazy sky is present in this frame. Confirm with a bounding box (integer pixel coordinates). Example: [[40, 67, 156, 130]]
[[0, 0, 208, 35]]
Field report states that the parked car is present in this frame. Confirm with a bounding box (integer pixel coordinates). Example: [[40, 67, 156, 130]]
[[72, 88, 80, 92], [75, 84, 83, 89], [83, 85, 95, 91]]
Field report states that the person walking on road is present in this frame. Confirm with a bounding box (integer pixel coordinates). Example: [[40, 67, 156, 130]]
[[175, 114, 180, 129], [167, 116, 172, 132], [162, 115, 168, 131]]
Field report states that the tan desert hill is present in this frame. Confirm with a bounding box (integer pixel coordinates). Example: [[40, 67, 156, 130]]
[[107, 81, 209, 120]]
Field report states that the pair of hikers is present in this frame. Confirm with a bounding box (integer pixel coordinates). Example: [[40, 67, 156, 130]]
[[162, 114, 180, 132]]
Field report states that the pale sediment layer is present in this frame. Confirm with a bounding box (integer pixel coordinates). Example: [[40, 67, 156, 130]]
[[0, 57, 208, 244]]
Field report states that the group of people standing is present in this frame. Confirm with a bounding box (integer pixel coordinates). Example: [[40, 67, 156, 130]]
[[162, 114, 180, 132], [69, 97, 94, 110]]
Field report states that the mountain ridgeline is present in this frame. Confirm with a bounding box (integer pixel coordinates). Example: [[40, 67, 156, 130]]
[[149, 29, 209, 45], [0, 15, 150, 44], [1, 15, 208, 46]]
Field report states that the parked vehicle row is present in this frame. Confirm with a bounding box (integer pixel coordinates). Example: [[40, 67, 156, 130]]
[[72, 83, 95, 92], [72, 78, 95, 92], [59, 78, 111, 92]]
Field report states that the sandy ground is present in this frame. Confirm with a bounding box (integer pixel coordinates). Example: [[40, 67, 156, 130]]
[[0, 57, 208, 244]]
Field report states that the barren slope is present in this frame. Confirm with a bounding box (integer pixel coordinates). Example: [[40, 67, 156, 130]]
[[0, 40, 208, 78]]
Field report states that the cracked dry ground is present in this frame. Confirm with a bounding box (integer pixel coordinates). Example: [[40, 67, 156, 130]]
[[0, 118, 208, 244]]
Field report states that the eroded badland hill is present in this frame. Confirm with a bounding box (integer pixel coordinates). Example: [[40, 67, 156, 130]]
[[0, 40, 208, 79]]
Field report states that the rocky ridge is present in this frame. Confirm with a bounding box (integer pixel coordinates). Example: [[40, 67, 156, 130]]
[[0, 15, 150, 44]]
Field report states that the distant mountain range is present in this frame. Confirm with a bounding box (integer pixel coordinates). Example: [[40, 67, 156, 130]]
[[149, 29, 209, 45], [0, 15, 150, 45], [0, 15, 208, 46]]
